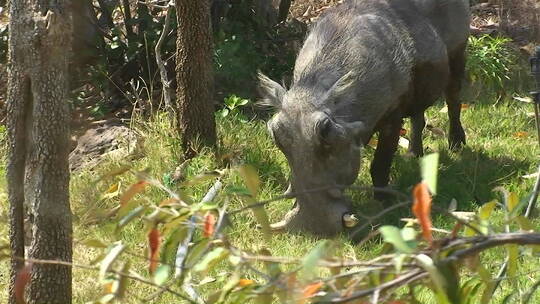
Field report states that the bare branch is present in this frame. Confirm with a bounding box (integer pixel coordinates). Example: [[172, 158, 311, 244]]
[[154, 1, 175, 116], [444, 233, 540, 262]]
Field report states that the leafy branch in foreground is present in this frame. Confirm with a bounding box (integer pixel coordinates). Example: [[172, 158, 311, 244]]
[[3, 155, 540, 304]]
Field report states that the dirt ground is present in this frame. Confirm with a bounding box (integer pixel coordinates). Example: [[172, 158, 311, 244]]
[[290, 0, 539, 48]]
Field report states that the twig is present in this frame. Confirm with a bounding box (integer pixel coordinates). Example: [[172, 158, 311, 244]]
[[138, 0, 170, 9], [227, 185, 408, 215], [329, 269, 427, 303], [443, 233, 540, 262], [349, 201, 412, 240], [154, 1, 175, 117], [12, 256, 197, 303], [525, 164, 540, 217]]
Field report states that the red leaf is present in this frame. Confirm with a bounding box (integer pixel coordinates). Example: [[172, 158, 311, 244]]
[[14, 263, 32, 304], [148, 228, 161, 274], [119, 181, 148, 207], [399, 128, 407, 136], [412, 183, 433, 245], [203, 212, 216, 238], [302, 281, 323, 299], [450, 222, 463, 239]]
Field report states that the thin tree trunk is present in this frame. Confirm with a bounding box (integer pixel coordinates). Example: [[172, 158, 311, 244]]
[[7, 1, 73, 303], [176, 0, 217, 158]]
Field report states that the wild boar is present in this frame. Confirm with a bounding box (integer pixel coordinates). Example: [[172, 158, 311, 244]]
[[259, 0, 470, 236]]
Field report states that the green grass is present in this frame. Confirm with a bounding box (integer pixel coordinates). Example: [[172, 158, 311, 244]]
[[1, 73, 540, 304]]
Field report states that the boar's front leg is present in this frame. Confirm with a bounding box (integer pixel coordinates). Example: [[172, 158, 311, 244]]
[[408, 112, 426, 157], [370, 116, 403, 206], [446, 44, 467, 150]]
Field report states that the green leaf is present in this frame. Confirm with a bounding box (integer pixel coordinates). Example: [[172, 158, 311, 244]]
[[238, 165, 260, 197], [421, 153, 439, 195], [185, 239, 211, 268], [99, 242, 125, 281], [507, 192, 519, 212], [116, 262, 130, 300], [300, 240, 332, 281], [507, 245, 519, 278], [98, 294, 116, 303], [101, 183, 121, 200], [238, 165, 270, 240], [501, 293, 516, 304], [116, 206, 146, 232], [479, 264, 496, 304], [161, 226, 188, 265], [117, 199, 142, 219], [415, 254, 450, 304], [217, 269, 241, 303], [225, 186, 251, 196], [153, 265, 171, 286], [193, 248, 229, 273], [182, 171, 221, 187], [259, 248, 282, 278], [393, 254, 407, 273], [162, 212, 190, 236], [379, 226, 414, 254], [515, 216, 535, 231], [479, 200, 497, 220], [237, 98, 249, 106], [82, 239, 108, 248], [522, 279, 540, 303]]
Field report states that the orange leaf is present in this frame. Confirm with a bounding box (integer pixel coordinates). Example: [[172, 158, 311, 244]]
[[514, 131, 528, 138], [103, 281, 115, 294], [302, 281, 323, 299], [148, 228, 161, 274], [461, 104, 469, 109], [203, 212, 216, 238], [159, 198, 180, 207], [400, 128, 407, 136], [238, 279, 254, 287], [412, 183, 433, 245], [15, 263, 32, 304], [119, 181, 148, 206], [450, 222, 463, 239]]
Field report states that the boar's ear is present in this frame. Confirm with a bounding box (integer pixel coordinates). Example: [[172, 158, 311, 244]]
[[257, 72, 285, 110], [326, 71, 357, 103]]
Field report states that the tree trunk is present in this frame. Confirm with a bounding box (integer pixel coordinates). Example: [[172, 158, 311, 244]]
[[176, 0, 217, 158], [7, 1, 73, 303], [278, 0, 292, 22]]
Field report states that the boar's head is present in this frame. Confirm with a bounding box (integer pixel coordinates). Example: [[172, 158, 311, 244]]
[[258, 72, 367, 236]]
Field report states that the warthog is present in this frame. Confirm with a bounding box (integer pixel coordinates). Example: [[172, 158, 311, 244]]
[[259, 0, 470, 236]]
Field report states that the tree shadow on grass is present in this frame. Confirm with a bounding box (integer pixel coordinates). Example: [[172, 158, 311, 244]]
[[348, 145, 534, 241]]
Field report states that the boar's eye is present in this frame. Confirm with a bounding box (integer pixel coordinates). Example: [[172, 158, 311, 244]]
[[318, 118, 332, 142], [268, 120, 288, 151], [315, 117, 332, 144]]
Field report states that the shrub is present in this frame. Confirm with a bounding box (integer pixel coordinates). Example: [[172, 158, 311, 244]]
[[466, 35, 517, 97]]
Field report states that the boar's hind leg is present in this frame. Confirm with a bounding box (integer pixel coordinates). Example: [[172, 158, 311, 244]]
[[446, 45, 467, 150], [408, 112, 426, 157], [371, 117, 403, 205]]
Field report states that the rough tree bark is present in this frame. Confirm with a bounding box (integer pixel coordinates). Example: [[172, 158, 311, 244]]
[[7, 1, 73, 303], [176, 0, 217, 158]]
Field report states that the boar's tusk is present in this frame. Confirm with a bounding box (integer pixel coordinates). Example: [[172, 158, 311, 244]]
[[283, 183, 294, 198], [343, 213, 359, 228]]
